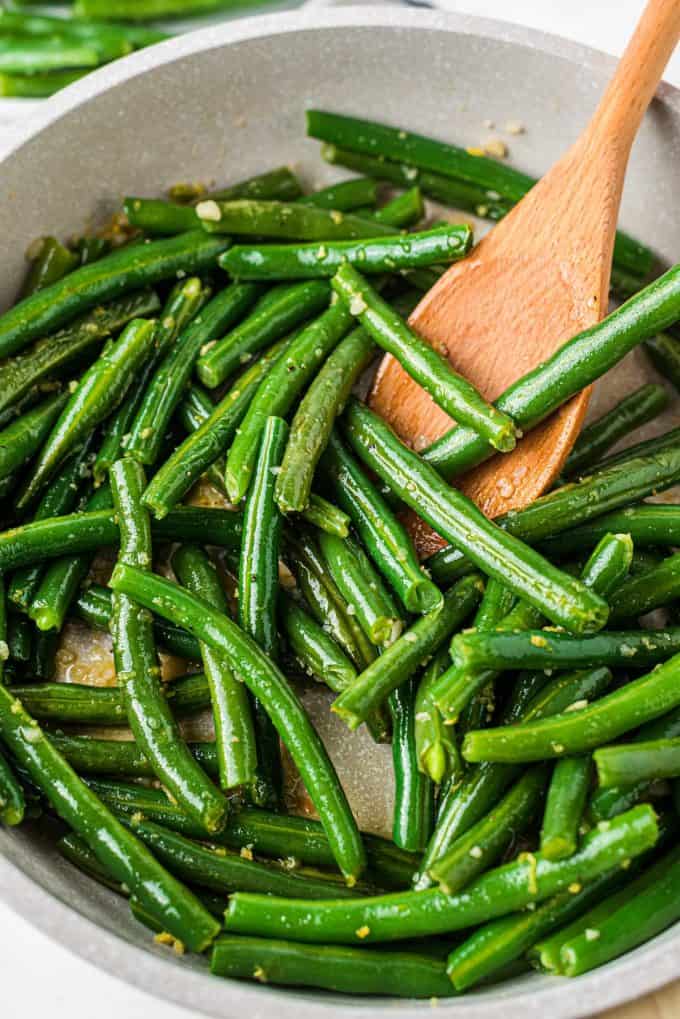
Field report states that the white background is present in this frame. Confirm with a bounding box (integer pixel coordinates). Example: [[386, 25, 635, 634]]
[[1, 2, 679, 1018]]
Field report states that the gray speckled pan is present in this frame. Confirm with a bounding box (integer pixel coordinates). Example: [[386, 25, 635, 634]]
[[1, 8, 680, 1017]]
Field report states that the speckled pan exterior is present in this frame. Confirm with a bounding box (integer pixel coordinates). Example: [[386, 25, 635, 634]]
[[1, 9, 680, 1017]]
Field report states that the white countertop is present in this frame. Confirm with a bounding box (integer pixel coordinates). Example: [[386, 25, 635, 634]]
[[1, 3, 679, 1018]]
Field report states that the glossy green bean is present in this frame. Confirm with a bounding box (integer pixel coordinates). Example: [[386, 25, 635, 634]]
[[125, 282, 261, 466], [564, 384, 668, 477], [594, 738, 680, 788], [414, 647, 463, 784], [221, 225, 472, 281], [211, 936, 455, 997], [609, 552, 680, 621], [21, 236, 78, 299], [345, 399, 608, 634], [0, 505, 243, 572], [298, 177, 379, 212], [124, 198, 201, 235], [197, 199, 399, 240], [540, 757, 591, 861], [0, 230, 229, 360], [334, 265, 516, 451], [390, 677, 435, 853], [225, 301, 352, 503], [589, 782, 651, 823], [301, 494, 350, 537], [420, 265, 680, 482], [197, 281, 330, 390], [275, 326, 376, 514], [0, 69, 88, 98], [322, 433, 443, 613], [0, 391, 67, 484], [0, 36, 115, 74], [333, 574, 483, 730], [144, 337, 289, 518], [429, 766, 548, 893], [51, 733, 217, 778], [110, 564, 366, 881], [540, 505, 680, 559], [280, 596, 357, 694], [174, 544, 256, 792], [0, 684, 219, 950], [19, 319, 156, 506], [223, 805, 658, 944]]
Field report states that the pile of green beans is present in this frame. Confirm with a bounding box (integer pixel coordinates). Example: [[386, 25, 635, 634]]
[[1, 112, 680, 1001]]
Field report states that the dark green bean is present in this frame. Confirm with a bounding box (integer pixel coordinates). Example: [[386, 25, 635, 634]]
[[429, 766, 548, 894], [19, 319, 156, 506], [197, 198, 400, 240], [211, 936, 455, 997], [390, 677, 435, 853], [333, 574, 483, 731], [298, 177, 379, 212], [223, 805, 658, 943], [0, 683, 219, 950], [174, 544, 256, 792], [144, 336, 290, 518], [345, 399, 608, 634], [197, 281, 330, 390], [594, 738, 680, 788], [540, 757, 591, 860], [225, 302, 352, 503], [52, 733, 217, 778], [280, 596, 357, 694], [221, 225, 472, 281], [589, 783, 651, 823], [0, 391, 67, 484], [564, 384, 668, 477], [275, 326, 376, 515], [322, 433, 443, 614], [609, 552, 680, 621], [20, 236, 78, 299], [540, 505, 680, 560], [110, 458, 228, 833], [0, 230, 229, 360], [334, 265, 516, 451], [110, 563, 366, 881], [197, 166, 303, 204], [175, 383, 228, 494]]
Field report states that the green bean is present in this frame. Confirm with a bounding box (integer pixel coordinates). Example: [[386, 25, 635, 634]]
[[20, 236, 78, 299], [175, 383, 233, 495], [322, 433, 442, 614], [300, 494, 350, 538], [125, 283, 261, 466], [0, 10, 166, 48], [429, 766, 548, 894], [197, 281, 330, 390], [0, 231, 229, 360], [521, 667, 614, 723], [0, 36, 118, 74], [192, 166, 302, 205], [589, 783, 651, 823], [88, 781, 417, 888], [0, 684, 219, 950], [223, 804, 658, 944], [174, 544, 256, 792], [594, 738, 680, 788], [51, 733, 217, 778], [540, 757, 591, 861], [110, 564, 366, 881], [451, 628, 680, 673], [124, 198, 201, 235], [645, 331, 680, 393], [556, 846, 680, 977], [211, 936, 454, 997], [318, 532, 402, 646], [197, 199, 400, 240], [420, 264, 680, 482], [0, 391, 67, 484], [93, 278, 206, 480], [8, 440, 93, 612], [28, 627, 58, 680], [111, 459, 228, 833], [74, 583, 201, 661], [221, 225, 472, 281], [144, 337, 290, 518], [429, 441, 680, 584], [0, 581, 23, 824], [58, 831, 128, 896], [462, 650, 680, 764], [307, 112, 652, 277], [345, 399, 608, 634], [0, 69, 88, 98], [0, 505, 243, 572], [448, 872, 624, 990], [280, 596, 357, 694], [390, 677, 435, 853], [414, 648, 463, 784], [9, 673, 211, 725], [333, 574, 483, 731], [0, 288, 160, 424], [275, 327, 376, 514], [225, 302, 352, 503], [540, 505, 680, 559], [609, 552, 680, 621], [334, 265, 516, 451], [19, 319, 156, 507], [6, 613, 32, 665], [321, 142, 512, 220], [564, 384, 668, 477], [129, 818, 360, 900], [71, 236, 113, 267], [371, 187, 424, 227]]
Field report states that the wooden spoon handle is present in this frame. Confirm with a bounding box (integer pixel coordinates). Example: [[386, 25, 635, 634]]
[[588, 0, 680, 154]]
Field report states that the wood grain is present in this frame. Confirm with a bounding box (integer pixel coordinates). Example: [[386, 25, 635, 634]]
[[600, 977, 680, 1018]]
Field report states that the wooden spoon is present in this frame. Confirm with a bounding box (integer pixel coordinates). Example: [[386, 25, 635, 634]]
[[370, 0, 680, 558]]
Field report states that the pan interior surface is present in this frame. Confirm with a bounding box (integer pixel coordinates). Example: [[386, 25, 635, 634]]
[[0, 9, 679, 1019]]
